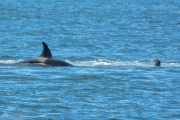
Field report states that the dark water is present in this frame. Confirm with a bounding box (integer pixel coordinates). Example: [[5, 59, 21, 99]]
[[0, 0, 180, 119]]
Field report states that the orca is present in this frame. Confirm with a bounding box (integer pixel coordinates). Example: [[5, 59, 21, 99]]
[[19, 42, 73, 66], [155, 58, 161, 66]]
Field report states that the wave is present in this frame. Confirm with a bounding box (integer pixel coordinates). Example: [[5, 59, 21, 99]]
[[70, 59, 143, 67], [0, 59, 180, 67], [68, 58, 180, 67], [0, 60, 18, 64]]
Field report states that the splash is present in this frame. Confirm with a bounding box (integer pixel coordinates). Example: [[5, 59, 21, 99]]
[[1, 59, 179, 67], [0, 60, 18, 64], [69, 59, 151, 67], [68, 59, 180, 67]]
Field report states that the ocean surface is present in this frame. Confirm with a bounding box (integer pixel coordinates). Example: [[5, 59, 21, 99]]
[[0, 0, 180, 119]]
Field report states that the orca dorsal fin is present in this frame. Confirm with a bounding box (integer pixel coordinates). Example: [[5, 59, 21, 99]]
[[39, 42, 52, 58]]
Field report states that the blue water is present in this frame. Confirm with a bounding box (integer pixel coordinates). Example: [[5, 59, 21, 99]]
[[0, 0, 180, 119]]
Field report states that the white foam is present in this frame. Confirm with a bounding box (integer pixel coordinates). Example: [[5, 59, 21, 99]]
[[68, 59, 180, 67], [1, 59, 179, 67], [69, 59, 148, 67], [0, 60, 18, 64]]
